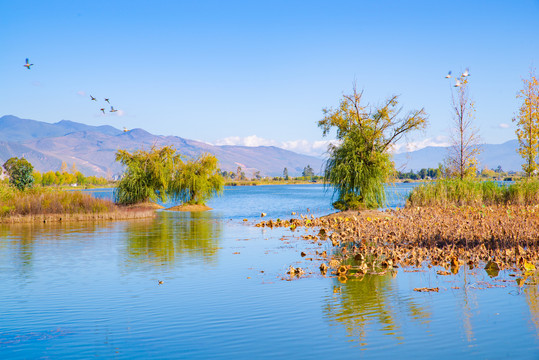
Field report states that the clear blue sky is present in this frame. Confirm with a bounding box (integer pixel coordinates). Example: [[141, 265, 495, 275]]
[[1, 0, 538, 156]]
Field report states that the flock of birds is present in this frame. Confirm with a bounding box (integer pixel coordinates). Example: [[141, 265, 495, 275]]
[[23, 58, 126, 128], [445, 68, 470, 87], [89, 95, 118, 115]]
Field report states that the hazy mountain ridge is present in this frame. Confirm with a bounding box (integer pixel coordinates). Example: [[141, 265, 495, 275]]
[[392, 140, 522, 172], [0, 115, 324, 177]]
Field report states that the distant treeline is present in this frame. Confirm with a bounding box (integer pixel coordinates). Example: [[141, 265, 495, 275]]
[[221, 165, 321, 182], [396, 168, 442, 180], [27, 162, 111, 187], [397, 166, 516, 181]]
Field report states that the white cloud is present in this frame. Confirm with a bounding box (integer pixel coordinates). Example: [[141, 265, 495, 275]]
[[498, 123, 510, 129], [213, 135, 338, 157], [389, 136, 451, 154], [213, 135, 451, 157], [76, 90, 87, 97]]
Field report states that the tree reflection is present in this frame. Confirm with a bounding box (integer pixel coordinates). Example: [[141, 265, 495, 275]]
[[124, 211, 222, 266], [0, 221, 111, 276], [323, 272, 431, 346], [523, 272, 539, 337]]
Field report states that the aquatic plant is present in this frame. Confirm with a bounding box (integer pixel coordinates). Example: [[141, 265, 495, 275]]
[[257, 205, 539, 274], [407, 179, 539, 207]]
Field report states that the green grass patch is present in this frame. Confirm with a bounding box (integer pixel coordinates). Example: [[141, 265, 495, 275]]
[[407, 178, 539, 207]]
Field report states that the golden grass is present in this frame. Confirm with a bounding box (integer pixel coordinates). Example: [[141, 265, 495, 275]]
[[0, 184, 157, 223]]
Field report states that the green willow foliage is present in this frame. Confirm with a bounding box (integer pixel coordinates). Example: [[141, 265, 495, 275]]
[[169, 153, 225, 205], [115, 146, 224, 206], [326, 128, 393, 210], [320, 87, 428, 210]]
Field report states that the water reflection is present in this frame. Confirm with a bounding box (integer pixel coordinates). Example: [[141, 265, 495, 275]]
[[124, 211, 223, 266], [324, 272, 431, 346], [523, 273, 539, 337], [0, 221, 117, 277]]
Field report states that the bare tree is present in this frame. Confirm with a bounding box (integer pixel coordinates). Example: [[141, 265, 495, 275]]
[[445, 73, 481, 179]]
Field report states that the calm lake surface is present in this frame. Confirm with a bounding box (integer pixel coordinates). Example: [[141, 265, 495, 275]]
[[1, 184, 538, 359]]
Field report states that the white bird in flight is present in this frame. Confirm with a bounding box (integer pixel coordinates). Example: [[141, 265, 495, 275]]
[[454, 79, 462, 87], [445, 71, 452, 79], [23, 58, 33, 69], [462, 68, 470, 77]]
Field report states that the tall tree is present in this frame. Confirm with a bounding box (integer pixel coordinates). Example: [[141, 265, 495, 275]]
[[3, 157, 35, 191], [60, 161, 68, 174], [513, 68, 539, 177], [320, 85, 427, 209], [283, 167, 289, 180], [445, 73, 481, 179], [302, 165, 314, 177]]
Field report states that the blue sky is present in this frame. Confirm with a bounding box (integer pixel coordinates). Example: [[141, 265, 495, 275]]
[[1, 0, 538, 157]]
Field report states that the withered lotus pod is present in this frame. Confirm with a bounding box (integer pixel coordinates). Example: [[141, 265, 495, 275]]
[[319, 263, 328, 273], [337, 265, 348, 276]]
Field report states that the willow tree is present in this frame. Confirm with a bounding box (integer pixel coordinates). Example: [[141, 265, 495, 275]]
[[169, 153, 225, 205], [320, 86, 428, 210], [115, 146, 224, 206], [513, 68, 539, 177], [115, 146, 181, 205], [446, 74, 481, 179]]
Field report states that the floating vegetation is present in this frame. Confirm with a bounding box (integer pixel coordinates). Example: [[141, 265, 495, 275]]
[[414, 287, 439, 292], [257, 205, 539, 281]]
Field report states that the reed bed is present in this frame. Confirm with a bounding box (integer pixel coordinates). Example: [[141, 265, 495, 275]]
[[407, 179, 539, 207], [0, 185, 116, 218]]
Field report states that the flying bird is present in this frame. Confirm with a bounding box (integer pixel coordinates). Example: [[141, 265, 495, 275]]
[[462, 68, 470, 77], [90, 95, 97, 101], [23, 58, 33, 69], [454, 79, 462, 87], [110, 106, 118, 113], [100, 108, 105, 114], [104, 98, 110, 103], [445, 71, 452, 79]]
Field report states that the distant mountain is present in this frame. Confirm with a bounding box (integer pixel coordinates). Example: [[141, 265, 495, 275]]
[[0, 115, 324, 177], [393, 140, 522, 172]]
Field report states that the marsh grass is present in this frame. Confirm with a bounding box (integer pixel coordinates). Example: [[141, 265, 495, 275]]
[[0, 184, 116, 217], [407, 179, 539, 207]]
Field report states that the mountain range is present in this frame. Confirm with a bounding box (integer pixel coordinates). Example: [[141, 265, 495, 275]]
[[392, 140, 522, 173], [0, 115, 324, 177], [0, 115, 523, 177]]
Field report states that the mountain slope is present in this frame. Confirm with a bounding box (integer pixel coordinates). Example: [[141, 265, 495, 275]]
[[0, 116, 324, 177]]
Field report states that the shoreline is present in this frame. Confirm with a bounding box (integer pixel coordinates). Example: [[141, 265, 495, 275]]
[[0, 202, 162, 224]]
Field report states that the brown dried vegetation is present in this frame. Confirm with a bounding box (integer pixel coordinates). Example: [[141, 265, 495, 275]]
[[257, 205, 539, 278]]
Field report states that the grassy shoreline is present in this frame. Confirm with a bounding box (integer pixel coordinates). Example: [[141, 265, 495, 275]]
[[0, 185, 160, 223]]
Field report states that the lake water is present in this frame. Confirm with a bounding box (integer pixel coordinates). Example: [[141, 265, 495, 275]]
[[1, 184, 538, 359]]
